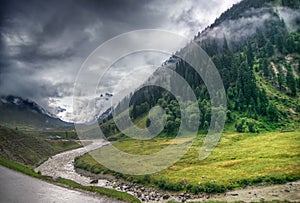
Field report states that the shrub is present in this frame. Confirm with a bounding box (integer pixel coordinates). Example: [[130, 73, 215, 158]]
[[251, 176, 263, 184], [268, 175, 287, 184], [76, 162, 91, 170], [235, 118, 246, 132], [246, 121, 257, 133], [92, 167, 101, 174], [136, 175, 151, 184], [186, 184, 203, 194], [142, 174, 151, 184], [154, 179, 184, 191], [236, 178, 250, 187], [170, 182, 184, 191], [202, 182, 226, 193], [155, 179, 167, 189]]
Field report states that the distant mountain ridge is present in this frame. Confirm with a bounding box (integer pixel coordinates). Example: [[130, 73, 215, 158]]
[[1, 95, 56, 117], [0, 95, 73, 130], [1, 0, 299, 135]]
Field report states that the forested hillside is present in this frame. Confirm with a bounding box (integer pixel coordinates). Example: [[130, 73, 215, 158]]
[[75, 0, 300, 198], [100, 0, 300, 138]]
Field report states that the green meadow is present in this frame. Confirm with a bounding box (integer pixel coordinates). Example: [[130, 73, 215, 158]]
[[75, 131, 300, 193]]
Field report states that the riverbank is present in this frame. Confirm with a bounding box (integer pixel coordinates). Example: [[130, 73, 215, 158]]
[[75, 166, 300, 203], [0, 127, 81, 166], [34, 137, 300, 202], [0, 165, 125, 203], [0, 153, 140, 202], [35, 140, 110, 187], [2, 154, 299, 203], [73, 132, 300, 202], [189, 181, 300, 202]]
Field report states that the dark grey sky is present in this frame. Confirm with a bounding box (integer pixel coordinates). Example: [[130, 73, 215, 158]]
[[0, 0, 240, 121]]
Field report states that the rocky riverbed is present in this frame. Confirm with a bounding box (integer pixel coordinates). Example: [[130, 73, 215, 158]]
[[36, 140, 300, 203], [35, 140, 110, 187], [189, 181, 300, 202], [75, 167, 189, 202], [35, 139, 181, 202], [76, 167, 300, 203]]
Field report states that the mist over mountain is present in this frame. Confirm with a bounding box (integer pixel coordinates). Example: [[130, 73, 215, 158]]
[[0, 0, 241, 122], [196, 1, 300, 50], [1, 0, 299, 130], [99, 0, 300, 138], [0, 2, 299, 201]]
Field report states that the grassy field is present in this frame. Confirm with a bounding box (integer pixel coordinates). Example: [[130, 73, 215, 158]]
[[0, 127, 81, 166], [75, 131, 300, 193]]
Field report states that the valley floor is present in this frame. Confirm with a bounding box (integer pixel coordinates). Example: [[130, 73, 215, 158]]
[[36, 136, 300, 202], [2, 129, 298, 202], [74, 131, 300, 202], [76, 131, 300, 185]]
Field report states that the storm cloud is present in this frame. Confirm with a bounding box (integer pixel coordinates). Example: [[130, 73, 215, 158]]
[[0, 0, 240, 122]]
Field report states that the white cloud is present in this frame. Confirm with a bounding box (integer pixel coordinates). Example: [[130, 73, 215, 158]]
[[276, 7, 300, 32], [146, 0, 241, 38]]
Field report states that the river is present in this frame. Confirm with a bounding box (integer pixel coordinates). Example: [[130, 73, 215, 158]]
[[0, 165, 124, 203], [35, 139, 110, 187], [34, 139, 300, 203]]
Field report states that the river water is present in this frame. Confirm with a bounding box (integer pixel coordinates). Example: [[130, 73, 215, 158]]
[[33, 139, 300, 203], [0, 165, 124, 203], [33, 139, 184, 202]]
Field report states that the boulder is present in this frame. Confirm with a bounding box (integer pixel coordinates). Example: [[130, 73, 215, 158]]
[[162, 194, 170, 199], [90, 179, 98, 184]]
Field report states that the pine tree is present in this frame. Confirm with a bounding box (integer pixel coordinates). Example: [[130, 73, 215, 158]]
[[256, 29, 266, 48], [246, 43, 254, 67], [275, 34, 284, 53], [286, 68, 297, 96], [286, 36, 295, 53], [277, 74, 283, 90], [262, 59, 269, 77], [265, 41, 274, 57], [267, 104, 279, 122]]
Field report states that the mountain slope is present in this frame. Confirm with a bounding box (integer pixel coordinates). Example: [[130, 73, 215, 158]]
[[0, 95, 73, 131], [75, 0, 300, 197], [99, 0, 300, 138], [0, 127, 81, 166]]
